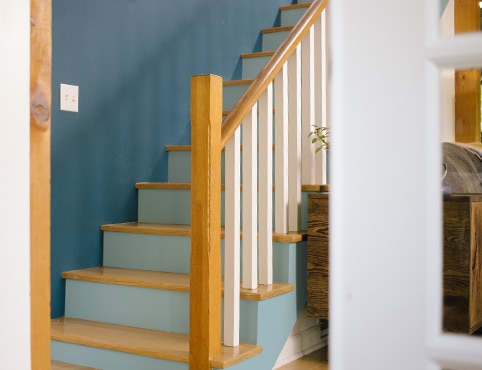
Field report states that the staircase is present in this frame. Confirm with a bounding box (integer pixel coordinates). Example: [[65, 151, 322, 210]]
[[50, 1, 326, 369]]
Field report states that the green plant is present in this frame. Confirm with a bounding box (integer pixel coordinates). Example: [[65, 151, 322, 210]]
[[309, 125, 330, 152]]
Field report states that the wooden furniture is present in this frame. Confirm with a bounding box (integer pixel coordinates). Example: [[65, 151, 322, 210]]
[[307, 193, 329, 320], [443, 194, 482, 334], [307, 193, 482, 334]]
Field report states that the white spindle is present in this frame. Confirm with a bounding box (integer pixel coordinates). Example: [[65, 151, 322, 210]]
[[259, 85, 273, 285], [314, 19, 325, 184], [274, 65, 289, 234], [288, 46, 302, 232], [301, 26, 316, 185], [242, 104, 258, 289], [321, 12, 329, 184], [224, 127, 241, 346]]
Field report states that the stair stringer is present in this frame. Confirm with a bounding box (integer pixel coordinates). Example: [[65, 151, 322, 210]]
[[215, 240, 308, 370]]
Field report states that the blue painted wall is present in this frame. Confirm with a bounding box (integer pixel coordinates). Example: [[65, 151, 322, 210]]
[[51, 0, 293, 318]]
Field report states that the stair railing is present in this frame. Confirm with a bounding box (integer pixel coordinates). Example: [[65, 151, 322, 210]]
[[190, 0, 329, 368]]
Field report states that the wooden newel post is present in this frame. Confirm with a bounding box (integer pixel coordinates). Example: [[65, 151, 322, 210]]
[[190, 74, 223, 369]]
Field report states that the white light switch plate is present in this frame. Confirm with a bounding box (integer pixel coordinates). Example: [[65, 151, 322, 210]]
[[60, 83, 79, 112]]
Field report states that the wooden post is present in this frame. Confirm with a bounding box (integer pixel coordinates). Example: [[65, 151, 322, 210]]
[[190, 74, 222, 369], [30, 0, 51, 368], [454, 0, 481, 142]]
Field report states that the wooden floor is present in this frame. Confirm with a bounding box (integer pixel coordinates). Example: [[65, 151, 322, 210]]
[[277, 348, 328, 370]]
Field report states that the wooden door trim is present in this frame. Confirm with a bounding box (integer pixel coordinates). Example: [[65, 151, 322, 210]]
[[30, 0, 51, 368]]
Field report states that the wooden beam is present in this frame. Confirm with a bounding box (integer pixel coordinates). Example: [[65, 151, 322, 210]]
[[30, 0, 51, 368], [190, 75, 223, 369], [454, 0, 481, 142]]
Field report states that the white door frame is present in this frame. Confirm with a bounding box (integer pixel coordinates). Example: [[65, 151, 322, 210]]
[[329, 0, 482, 369], [0, 1, 32, 368]]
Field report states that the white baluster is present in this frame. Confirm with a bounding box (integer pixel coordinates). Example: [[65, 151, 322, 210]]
[[288, 46, 302, 232], [224, 128, 241, 346], [274, 65, 289, 234], [301, 26, 316, 185], [242, 104, 258, 290], [314, 15, 327, 184], [259, 85, 273, 285]]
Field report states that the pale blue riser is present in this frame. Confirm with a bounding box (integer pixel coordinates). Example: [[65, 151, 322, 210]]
[[63, 278, 286, 344], [138, 187, 318, 230], [103, 232, 191, 273], [104, 225, 306, 279], [64, 280, 190, 333], [51, 341, 187, 370], [242, 55, 271, 80], [297, 0, 312, 3], [167, 150, 226, 183], [223, 84, 249, 111], [262, 30, 290, 52], [138, 188, 226, 226], [281, 7, 307, 27]]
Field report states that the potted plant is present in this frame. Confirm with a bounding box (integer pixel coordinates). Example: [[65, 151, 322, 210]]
[[309, 125, 330, 153], [309, 125, 330, 184]]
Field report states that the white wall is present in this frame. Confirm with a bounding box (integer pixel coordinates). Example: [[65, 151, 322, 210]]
[[440, 0, 455, 141], [0, 1, 32, 368], [329, 0, 432, 369]]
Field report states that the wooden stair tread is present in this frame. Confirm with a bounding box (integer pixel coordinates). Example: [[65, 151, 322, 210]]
[[223, 79, 253, 86], [261, 25, 293, 34], [280, 3, 311, 11], [241, 51, 274, 59], [51, 317, 262, 368], [51, 360, 98, 370], [136, 181, 329, 194], [101, 221, 307, 243], [62, 266, 294, 301]]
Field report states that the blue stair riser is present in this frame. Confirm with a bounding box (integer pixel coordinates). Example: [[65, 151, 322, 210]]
[[262, 30, 291, 52], [242, 55, 271, 80], [51, 341, 188, 370], [280, 6, 308, 27], [63, 278, 295, 344], [104, 227, 303, 281], [64, 280, 190, 333], [223, 83, 250, 111], [138, 187, 315, 229]]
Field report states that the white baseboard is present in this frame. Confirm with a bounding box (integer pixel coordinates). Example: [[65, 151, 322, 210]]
[[272, 310, 328, 369]]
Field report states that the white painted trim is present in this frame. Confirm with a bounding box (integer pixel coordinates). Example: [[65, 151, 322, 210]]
[[224, 129, 241, 346], [273, 310, 326, 368], [274, 65, 289, 234], [0, 1, 31, 367], [242, 104, 258, 290], [259, 87, 273, 285]]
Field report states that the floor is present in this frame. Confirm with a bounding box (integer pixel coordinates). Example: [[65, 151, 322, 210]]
[[277, 347, 328, 370]]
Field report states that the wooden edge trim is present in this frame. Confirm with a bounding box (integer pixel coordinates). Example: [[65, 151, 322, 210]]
[[280, 3, 311, 11], [261, 26, 293, 34], [241, 51, 274, 59]]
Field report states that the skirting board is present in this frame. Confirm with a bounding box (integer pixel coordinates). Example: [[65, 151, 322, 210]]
[[273, 309, 328, 368]]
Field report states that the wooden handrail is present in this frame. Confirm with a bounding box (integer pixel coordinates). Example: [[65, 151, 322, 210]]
[[220, 0, 329, 148]]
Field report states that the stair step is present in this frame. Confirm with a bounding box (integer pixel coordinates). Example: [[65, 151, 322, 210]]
[[261, 26, 293, 51], [63, 266, 294, 301], [241, 52, 274, 79], [101, 221, 307, 243], [261, 25, 294, 34], [137, 180, 329, 194], [280, 3, 311, 11], [52, 317, 262, 369], [280, 2, 311, 27], [51, 360, 98, 370]]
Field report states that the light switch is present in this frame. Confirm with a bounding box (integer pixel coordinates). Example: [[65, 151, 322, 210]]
[[60, 83, 79, 112]]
